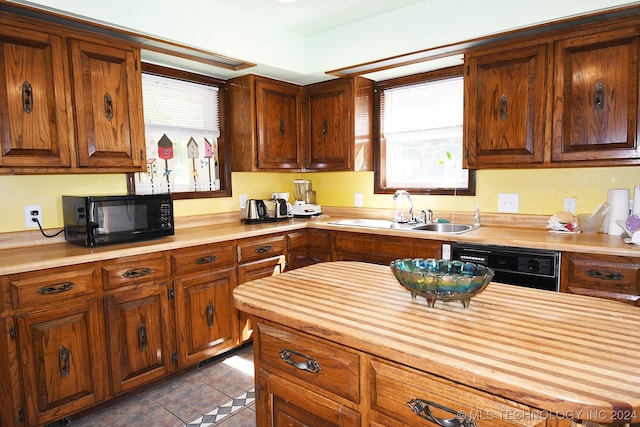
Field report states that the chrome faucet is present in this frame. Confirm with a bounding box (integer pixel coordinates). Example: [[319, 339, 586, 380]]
[[393, 189, 415, 223], [420, 209, 433, 224]]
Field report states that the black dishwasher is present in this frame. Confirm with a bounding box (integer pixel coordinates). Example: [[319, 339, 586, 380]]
[[451, 243, 560, 291]]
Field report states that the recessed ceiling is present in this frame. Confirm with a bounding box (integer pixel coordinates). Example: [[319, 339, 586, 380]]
[[211, 0, 425, 36]]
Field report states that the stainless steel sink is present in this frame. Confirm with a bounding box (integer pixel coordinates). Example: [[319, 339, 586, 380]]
[[411, 223, 479, 234], [328, 219, 414, 230], [328, 219, 478, 234]]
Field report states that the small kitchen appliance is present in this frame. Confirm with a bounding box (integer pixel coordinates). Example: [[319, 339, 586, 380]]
[[62, 194, 174, 247], [291, 179, 321, 217], [242, 199, 290, 223]]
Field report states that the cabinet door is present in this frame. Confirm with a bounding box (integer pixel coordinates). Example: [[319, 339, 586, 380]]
[[306, 79, 351, 170], [0, 25, 72, 168], [552, 27, 640, 164], [174, 267, 238, 367], [238, 255, 286, 342], [464, 44, 547, 168], [16, 299, 107, 426], [255, 78, 302, 169], [70, 39, 145, 170], [104, 284, 173, 395], [287, 229, 331, 270], [0, 318, 23, 427]]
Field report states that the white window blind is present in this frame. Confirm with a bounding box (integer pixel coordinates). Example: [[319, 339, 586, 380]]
[[380, 75, 468, 190], [136, 73, 221, 194]]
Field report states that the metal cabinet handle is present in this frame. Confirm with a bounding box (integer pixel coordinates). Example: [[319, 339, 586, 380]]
[[38, 281, 74, 295], [587, 269, 623, 281], [206, 302, 214, 328], [407, 398, 477, 427], [280, 118, 285, 137], [123, 267, 152, 278], [104, 93, 113, 120], [279, 349, 322, 374], [255, 245, 272, 254], [322, 118, 328, 136], [22, 81, 33, 113], [594, 81, 604, 111], [59, 346, 70, 377], [195, 255, 217, 264], [138, 323, 148, 351], [499, 94, 508, 121]]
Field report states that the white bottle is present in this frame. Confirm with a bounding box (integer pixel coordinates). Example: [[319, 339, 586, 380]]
[[473, 203, 480, 227]]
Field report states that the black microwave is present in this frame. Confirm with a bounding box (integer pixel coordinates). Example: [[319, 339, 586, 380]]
[[62, 194, 174, 247]]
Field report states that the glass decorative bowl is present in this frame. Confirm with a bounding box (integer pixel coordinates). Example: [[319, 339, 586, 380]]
[[390, 258, 494, 308]]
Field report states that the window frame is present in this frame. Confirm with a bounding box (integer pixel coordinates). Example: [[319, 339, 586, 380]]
[[373, 65, 475, 196], [127, 63, 231, 200]]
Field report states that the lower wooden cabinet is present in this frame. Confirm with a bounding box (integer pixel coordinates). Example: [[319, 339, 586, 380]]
[[287, 229, 331, 269], [333, 231, 442, 264], [561, 252, 640, 305], [15, 299, 108, 427], [104, 284, 174, 395], [237, 234, 287, 342], [174, 266, 238, 368], [253, 319, 551, 427]]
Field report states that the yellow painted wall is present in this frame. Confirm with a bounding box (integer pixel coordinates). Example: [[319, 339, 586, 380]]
[[1, 166, 638, 233]]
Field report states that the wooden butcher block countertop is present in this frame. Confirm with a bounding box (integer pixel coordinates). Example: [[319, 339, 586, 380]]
[[233, 261, 640, 424]]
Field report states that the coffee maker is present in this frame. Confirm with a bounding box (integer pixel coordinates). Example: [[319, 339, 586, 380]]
[[290, 179, 321, 217]]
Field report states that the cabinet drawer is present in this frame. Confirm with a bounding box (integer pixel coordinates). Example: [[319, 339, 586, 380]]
[[102, 253, 168, 290], [238, 234, 285, 263], [369, 358, 545, 427], [9, 263, 98, 310], [257, 321, 359, 403], [561, 253, 640, 304], [171, 242, 236, 276]]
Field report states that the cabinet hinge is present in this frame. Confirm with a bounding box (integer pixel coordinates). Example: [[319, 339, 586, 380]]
[[9, 324, 15, 340], [255, 383, 260, 398], [168, 288, 175, 300], [172, 352, 179, 365], [18, 407, 24, 422], [466, 65, 470, 75]]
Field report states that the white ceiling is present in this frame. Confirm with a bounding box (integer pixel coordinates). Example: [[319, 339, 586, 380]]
[[8, 0, 640, 84], [210, 0, 425, 36]]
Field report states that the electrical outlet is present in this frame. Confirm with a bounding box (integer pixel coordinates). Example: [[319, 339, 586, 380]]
[[24, 205, 42, 228], [498, 193, 519, 213], [354, 192, 363, 207], [564, 197, 576, 214]]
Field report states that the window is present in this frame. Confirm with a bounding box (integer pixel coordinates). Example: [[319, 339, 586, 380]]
[[131, 64, 230, 199], [374, 66, 475, 195]]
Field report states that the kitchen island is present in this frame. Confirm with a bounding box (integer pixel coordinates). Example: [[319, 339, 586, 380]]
[[233, 261, 640, 427]]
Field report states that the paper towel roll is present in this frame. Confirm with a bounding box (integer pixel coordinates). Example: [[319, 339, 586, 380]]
[[633, 185, 640, 216], [605, 188, 630, 235]]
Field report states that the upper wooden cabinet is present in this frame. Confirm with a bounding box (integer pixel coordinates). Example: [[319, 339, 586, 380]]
[[70, 39, 145, 170], [465, 15, 640, 169], [464, 44, 548, 168], [229, 74, 302, 171], [229, 74, 373, 171], [551, 25, 640, 165], [304, 76, 373, 171], [0, 12, 146, 174], [0, 24, 73, 169]]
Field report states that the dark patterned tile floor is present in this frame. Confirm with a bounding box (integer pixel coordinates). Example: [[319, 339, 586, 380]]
[[67, 343, 255, 427]]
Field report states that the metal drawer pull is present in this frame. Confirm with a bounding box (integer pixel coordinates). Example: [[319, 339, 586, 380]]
[[195, 255, 217, 264], [206, 302, 214, 328], [279, 349, 322, 374], [587, 269, 623, 281], [22, 81, 33, 113], [104, 93, 113, 120], [123, 267, 152, 278], [138, 323, 148, 351], [408, 398, 477, 427], [59, 346, 70, 377], [38, 281, 75, 295], [255, 245, 272, 253]]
